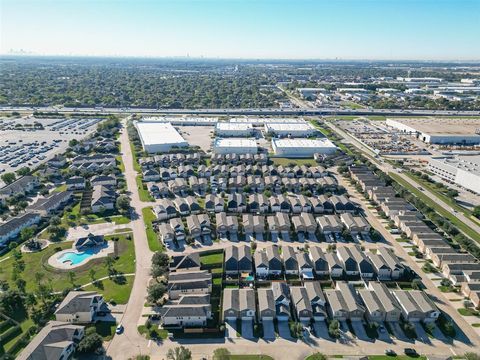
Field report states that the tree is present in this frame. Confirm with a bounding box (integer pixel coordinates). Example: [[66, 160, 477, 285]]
[[50, 216, 61, 227], [20, 227, 35, 243], [465, 353, 480, 360], [289, 321, 303, 338], [77, 331, 103, 353], [328, 319, 341, 338], [147, 283, 166, 303], [0, 289, 24, 314], [68, 139, 79, 147], [15, 278, 26, 293], [212, 348, 231, 360], [151, 264, 167, 279], [105, 256, 116, 276], [116, 195, 131, 212], [16, 167, 31, 176], [308, 353, 327, 360], [1, 172, 16, 185], [152, 252, 170, 267], [166, 346, 192, 360]]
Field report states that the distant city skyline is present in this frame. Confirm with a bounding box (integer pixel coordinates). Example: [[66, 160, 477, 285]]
[[1, 0, 480, 60]]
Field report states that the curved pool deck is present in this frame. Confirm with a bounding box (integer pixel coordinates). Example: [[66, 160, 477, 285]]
[[48, 241, 115, 269]]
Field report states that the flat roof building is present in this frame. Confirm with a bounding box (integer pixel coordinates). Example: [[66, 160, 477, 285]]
[[272, 138, 337, 157], [213, 138, 258, 154], [215, 122, 254, 137], [386, 118, 480, 144], [428, 155, 480, 194], [134, 121, 188, 153], [265, 123, 316, 137]]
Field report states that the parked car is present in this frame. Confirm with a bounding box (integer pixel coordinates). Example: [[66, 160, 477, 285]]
[[404, 348, 418, 357], [116, 324, 124, 334]]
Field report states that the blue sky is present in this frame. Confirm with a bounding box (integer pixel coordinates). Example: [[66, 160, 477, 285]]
[[1, 0, 479, 60]]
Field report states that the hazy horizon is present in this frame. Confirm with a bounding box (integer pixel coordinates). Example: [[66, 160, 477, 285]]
[[1, 0, 480, 60]]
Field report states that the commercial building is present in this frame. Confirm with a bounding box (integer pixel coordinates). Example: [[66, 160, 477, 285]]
[[215, 122, 253, 137], [428, 155, 480, 194], [134, 121, 188, 153], [271, 138, 337, 157], [213, 138, 258, 154], [386, 118, 480, 144], [265, 123, 316, 137]]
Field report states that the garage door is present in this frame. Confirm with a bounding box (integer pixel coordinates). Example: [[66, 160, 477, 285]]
[[262, 316, 274, 322], [225, 316, 236, 321], [241, 316, 253, 321], [277, 315, 289, 321]]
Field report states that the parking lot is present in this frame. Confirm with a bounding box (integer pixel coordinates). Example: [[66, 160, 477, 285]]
[[0, 116, 102, 176]]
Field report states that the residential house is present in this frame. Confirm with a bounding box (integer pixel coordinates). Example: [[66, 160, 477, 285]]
[[55, 291, 106, 323], [29, 191, 72, 217], [282, 246, 299, 275], [65, 176, 86, 191], [222, 288, 256, 322], [290, 286, 313, 322], [305, 281, 327, 320], [170, 253, 201, 272], [17, 321, 85, 360], [0, 175, 38, 200], [0, 212, 42, 246], [154, 199, 177, 220], [168, 270, 212, 300], [310, 246, 329, 277], [257, 288, 276, 322], [266, 245, 283, 277], [205, 194, 224, 213], [160, 294, 212, 327], [91, 185, 116, 213], [224, 245, 252, 276]]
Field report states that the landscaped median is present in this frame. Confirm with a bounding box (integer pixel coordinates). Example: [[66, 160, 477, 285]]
[[390, 172, 480, 243], [142, 206, 162, 252]]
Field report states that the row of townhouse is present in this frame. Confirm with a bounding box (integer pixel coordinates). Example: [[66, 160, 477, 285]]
[[222, 280, 439, 325], [0, 175, 39, 202], [210, 153, 267, 165], [156, 211, 368, 247], [65, 174, 117, 191], [351, 165, 480, 307], [153, 194, 355, 221], [205, 244, 407, 282], [139, 152, 203, 168], [1, 190, 74, 248], [70, 154, 117, 171], [143, 163, 329, 181], [146, 174, 337, 198]]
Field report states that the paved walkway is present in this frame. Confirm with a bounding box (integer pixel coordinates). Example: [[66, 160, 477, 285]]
[[66, 222, 132, 241]]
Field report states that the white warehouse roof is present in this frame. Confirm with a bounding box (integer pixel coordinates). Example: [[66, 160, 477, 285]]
[[265, 123, 315, 132], [213, 138, 258, 154], [216, 123, 253, 131], [272, 138, 337, 157], [135, 121, 188, 153]]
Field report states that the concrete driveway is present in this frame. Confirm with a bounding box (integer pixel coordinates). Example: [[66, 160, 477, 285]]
[[313, 320, 332, 340], [263, 319, 275, 340], [387, 321, 410, 342], [225, 320, 236, 339], [414, 322, 431, 343], [377, 323, 392, 343], [277, 321, 292, 340], [351, 320, 369, 341], [241, 319, 254, 339]]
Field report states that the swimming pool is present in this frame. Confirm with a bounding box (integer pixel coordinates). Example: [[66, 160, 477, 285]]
[[58, 248, 99, 265]]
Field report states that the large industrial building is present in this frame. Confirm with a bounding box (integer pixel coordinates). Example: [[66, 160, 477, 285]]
[[135, 121, 188, 153], [264, 123, 316, 137], [229, 117, 306, 125], [386, 118, 480, 144], [142, 116, 218, 126], [215, 123, 254, 137], [213, 138, 258, 154], [428, 155, 480, 194], [271, 138, 337, 157]]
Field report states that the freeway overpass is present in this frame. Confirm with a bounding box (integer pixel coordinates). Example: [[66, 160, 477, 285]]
[[2, 106, 480, 117]]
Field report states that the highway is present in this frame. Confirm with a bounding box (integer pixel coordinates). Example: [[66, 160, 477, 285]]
[[2, 105, 480, 117]]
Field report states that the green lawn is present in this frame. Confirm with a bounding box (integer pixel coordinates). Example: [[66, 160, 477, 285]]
[[340, 101, 365, 109], [458, 308, 480, 317], [62, 202, 131, 227], [200, 252, 224, 266], [53, 184, 67, 192], [87, 321, 117, 341], [137, 175, 154, 201], [130, 140, 142, 172], [83, 276, 134, 304], [116, 154, 125, 173], [0, 233, 135, 294], [142, 207, 162, 252], [390, 173, 480, 243], [137, 325, 168, 340], [271, 158, 315, 166]]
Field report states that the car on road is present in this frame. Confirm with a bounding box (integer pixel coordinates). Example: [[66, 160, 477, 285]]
[[385, 349, 396, 356], [404, 348, 418, 356], [115, 324, 124, 334]]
